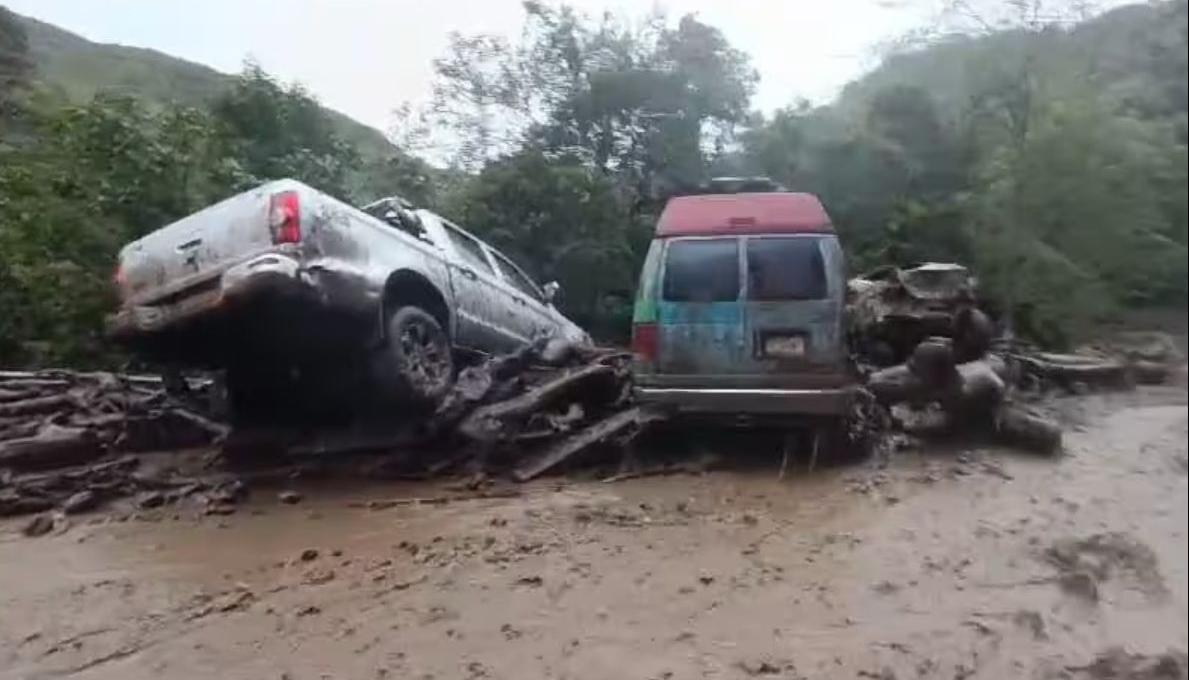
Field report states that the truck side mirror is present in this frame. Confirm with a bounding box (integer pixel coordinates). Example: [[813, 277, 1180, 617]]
[[543, 281, 561, 304]]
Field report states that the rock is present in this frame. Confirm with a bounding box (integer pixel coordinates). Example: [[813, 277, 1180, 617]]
[[1058, 571, 1100, 602], [0, 490, 54, 517], [22, 513, 56, 537], [61, 490, 100, 515], [136, 491, 165, 509], [277, 490, 302, 505], [204, 503, 236, 516], [514, 575, 543, 587], [736, 659, 784, 676], [300, 548, 319, 562], [296, 604, 321, 617], [302, 568, 335, 585]]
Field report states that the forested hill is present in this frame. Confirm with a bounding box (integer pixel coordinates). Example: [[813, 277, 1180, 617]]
[[16, 13, 395, 160], [738, 0, 1187, 343], [2, 2, 1186, 366]]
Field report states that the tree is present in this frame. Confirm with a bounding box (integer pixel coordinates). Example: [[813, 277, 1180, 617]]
[[418, 2, 757, 199], [1, 6, 34, 131], [447, 150, 643, 336], [211, 64, 360, 199]]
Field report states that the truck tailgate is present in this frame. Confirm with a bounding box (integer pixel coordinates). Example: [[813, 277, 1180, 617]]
[[118, 184, 278, 305]]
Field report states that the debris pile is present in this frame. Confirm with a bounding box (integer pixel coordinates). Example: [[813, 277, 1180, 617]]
[[424, 338, 655, 481], [1, 370, 230, 521], [849, 263, 1057, 453]]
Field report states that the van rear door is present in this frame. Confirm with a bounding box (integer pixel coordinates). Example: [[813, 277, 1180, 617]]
[[643, 233, 846, 388], [739, 234, 846, 383]]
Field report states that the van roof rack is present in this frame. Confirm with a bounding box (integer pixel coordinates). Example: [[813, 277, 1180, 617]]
[[702, 177, 787, 194]]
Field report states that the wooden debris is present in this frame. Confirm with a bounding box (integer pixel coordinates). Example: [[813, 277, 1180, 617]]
[[0, 425, 101, 471], [513, 407, 660, 482]]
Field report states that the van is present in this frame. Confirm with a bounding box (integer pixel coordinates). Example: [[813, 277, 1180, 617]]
[[630, 187, 853, 421]]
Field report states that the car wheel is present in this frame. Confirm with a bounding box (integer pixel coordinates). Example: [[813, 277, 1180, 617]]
[[382, 305, 454, 404]]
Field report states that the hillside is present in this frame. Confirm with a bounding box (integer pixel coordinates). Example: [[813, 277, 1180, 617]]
[[833, 0, 1188, 125], [15, 12, 396, 161]]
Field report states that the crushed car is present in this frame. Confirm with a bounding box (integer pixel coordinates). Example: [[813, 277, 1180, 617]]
[[847, 262, 994, 367], [107, 179, 589, 423]]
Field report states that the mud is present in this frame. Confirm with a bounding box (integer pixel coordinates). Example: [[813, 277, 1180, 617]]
[[2, 387, 1186, 679]]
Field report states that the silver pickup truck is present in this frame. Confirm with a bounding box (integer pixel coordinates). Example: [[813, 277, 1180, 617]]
[[108, 179, 588, 421]]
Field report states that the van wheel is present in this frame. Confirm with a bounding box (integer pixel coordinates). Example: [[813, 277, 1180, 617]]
[[381, 305, 454, 404]]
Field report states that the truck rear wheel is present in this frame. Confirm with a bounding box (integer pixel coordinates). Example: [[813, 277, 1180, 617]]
[[381, 305, 454, 404]]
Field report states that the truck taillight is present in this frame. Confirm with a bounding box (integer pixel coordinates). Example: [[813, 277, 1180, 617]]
[[269, 191, 301, 244], [631, 322, 658, 362]]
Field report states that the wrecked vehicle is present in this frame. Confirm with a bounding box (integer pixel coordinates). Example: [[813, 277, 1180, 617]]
[[848, 262, 994, 366], [107, 179, 588, 422], [630, 184, 854, 421]]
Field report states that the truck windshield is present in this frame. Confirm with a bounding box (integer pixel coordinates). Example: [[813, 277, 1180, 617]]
[[746, 236, 826, 300], [662, 238, 739, 302]]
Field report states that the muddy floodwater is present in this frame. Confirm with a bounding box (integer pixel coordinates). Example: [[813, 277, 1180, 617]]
[[2, 388, 1187, 679]]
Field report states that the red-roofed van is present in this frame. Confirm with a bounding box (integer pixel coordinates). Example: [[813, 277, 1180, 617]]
[[631, 180, 853, 420]]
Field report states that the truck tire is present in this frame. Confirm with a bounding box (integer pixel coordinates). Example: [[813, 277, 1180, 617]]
[[381, 305, 454, 404]]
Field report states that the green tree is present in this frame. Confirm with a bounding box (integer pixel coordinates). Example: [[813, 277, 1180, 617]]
[[211, 64, 360, 199], [448, 150, 643, 336]]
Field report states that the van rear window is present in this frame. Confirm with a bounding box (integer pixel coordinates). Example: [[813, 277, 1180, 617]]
[[746, 237, 826, 300], [663, 239, 739, 302]]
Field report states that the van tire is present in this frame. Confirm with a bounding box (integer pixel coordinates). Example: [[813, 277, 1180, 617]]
[[380, 305, 454, 404]]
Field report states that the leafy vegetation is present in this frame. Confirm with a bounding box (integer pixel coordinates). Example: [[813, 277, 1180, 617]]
[[1, 1, 1186, 365]]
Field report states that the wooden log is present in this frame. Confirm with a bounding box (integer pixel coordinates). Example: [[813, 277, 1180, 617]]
[[459, 364, 615, 443], [512, 407, 661, 482], [0, 425, 102, 471], [0, 394, 74, 417], [867, 364, 927, 405], [994, 405, 1062, 454], [1015, 353, 1131, 391]]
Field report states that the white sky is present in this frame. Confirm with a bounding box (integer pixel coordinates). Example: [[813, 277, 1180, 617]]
[[3, 0, 1018, 136]]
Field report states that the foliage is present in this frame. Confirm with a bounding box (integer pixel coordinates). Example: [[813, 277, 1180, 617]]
[[735, 1, 1187, 345], [448, 150, 646, 339], [2, 1, 1187, 365], [420, 1, 757, 198], [0, 62, 388, 365]]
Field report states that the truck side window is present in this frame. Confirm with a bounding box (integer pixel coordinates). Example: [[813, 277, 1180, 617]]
[[491, 250, 542, 300], [662, 238, 740, 302], [442, 223, 495, 274]]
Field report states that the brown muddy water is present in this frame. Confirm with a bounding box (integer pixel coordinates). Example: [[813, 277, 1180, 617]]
[[2, 388, 1187, 679]]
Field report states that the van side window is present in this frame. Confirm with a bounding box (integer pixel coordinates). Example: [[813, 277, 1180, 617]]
[[663, 239, 739, 302], [746, 237, 826, 300], [442, 223, 495, 274]]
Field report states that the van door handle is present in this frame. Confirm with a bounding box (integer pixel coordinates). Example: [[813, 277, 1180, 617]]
[[459, 267, 477, 280]]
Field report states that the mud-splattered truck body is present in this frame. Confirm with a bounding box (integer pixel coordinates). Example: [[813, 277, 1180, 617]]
[[108, 179, 587, 420]]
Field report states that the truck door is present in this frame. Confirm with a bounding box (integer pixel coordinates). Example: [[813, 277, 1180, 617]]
[[434, 220, 522, 352], [487, 248, 553, 340]]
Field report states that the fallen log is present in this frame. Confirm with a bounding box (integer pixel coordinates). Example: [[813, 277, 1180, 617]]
[[0, 393, 74, 417], [994, 405, 1062, 454], [0, 425, 103, 471], [349, 488, 522, 510], [1015, 353, 1131, 391], [512, 407, 661, 482], [459, 364, 616, 443]]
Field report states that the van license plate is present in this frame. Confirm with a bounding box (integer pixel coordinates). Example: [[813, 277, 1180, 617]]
[[764, 335, 805, 358]]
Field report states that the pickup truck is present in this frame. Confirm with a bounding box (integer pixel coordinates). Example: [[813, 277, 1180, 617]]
[[108, 179, 589, 422]]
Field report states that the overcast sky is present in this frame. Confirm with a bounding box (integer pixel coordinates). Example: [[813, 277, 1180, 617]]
[[6, 0, 984, 135]]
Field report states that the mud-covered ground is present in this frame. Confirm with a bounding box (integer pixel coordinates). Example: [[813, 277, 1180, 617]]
[[2, 387, 1186, 680]]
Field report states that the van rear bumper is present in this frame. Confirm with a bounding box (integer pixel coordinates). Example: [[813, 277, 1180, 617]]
[[636, 386, 854, 416]]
